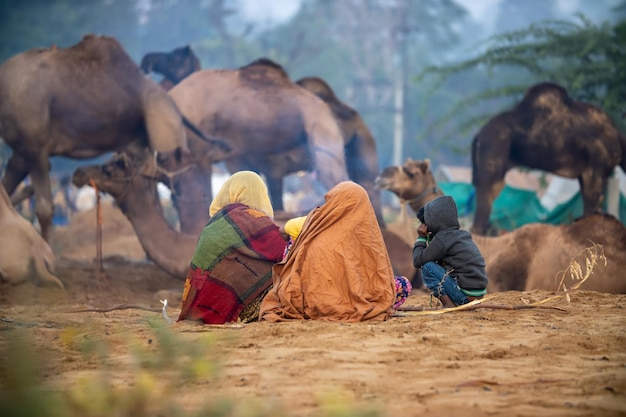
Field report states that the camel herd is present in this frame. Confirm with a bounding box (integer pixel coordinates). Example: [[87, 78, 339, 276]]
[[0, 36, 625, 295]]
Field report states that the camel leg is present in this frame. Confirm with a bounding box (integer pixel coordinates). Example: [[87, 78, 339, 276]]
[[1, 153, 29, 196], [361, 180, 385, 228], [472, 179, 505, 236], [309, 122, 349, 192], [27, 153, 54, 241], [9, 185, 34, 206], [172, 164, 212, 235], [266, 175, 284, 211], [29, 257, 64, 289], [579, 169, 605, 215]]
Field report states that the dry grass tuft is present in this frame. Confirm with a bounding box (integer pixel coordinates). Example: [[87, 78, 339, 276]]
[[555, 242, 607, 302]]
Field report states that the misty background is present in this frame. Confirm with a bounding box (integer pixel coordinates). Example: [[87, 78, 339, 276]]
[[0, 0, 623, 178]]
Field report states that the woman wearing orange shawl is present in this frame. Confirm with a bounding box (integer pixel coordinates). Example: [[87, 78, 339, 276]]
[[259, 181, 397, 322]]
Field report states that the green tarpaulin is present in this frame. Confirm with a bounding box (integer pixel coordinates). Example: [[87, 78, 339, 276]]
[[438, 182, 626, 232]]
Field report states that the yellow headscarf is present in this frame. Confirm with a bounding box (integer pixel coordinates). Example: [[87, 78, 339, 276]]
[[209, 171, 274, 218], [284, 216, 308, 239]]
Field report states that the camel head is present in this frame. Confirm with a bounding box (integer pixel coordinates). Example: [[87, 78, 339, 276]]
[[71, 151, 158, 203], [375, 158, 436, 200], [375, 158, 443, 213], [140, 45, 201, 85]]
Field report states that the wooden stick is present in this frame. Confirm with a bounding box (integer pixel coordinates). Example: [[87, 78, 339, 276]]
[[63, 304, 163, 313], [397, 302, 567, 314]]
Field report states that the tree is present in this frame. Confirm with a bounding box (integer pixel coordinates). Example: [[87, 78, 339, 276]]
[[257, 0, 468, 168], [416, 12, 626, 159]]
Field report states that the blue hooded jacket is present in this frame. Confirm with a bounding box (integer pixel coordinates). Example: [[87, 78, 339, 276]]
[[412, 196, 488, 291]]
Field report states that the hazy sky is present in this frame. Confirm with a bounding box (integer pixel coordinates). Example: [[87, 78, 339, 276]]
[[239, 0, 620, 30]]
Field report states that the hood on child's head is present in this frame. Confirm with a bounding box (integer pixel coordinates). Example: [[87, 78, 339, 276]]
[[424, 195, 460, 233]]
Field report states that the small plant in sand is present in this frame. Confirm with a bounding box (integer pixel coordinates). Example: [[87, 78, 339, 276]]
[[555, 242, 607, 302]]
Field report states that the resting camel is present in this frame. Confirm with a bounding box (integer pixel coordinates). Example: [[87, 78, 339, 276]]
[[0, 184, 64, 289], [376, 158, 626, 293], [141, 50, 385, 229], [0, 34, 224, 242], [71, 152, 418, 284], [472, 82, 626, 235], [140, 45, 200, 91]]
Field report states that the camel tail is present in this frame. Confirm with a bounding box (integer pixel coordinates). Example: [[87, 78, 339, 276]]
[[181, 116, 232, 154], [617, 132, 626, 174], [471, 134, 480, 186]]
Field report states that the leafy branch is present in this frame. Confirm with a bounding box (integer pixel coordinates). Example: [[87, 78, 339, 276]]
[[415, 14, 626, 146]]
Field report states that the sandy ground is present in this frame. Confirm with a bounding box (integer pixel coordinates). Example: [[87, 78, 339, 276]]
[[1, 203, 625, 417]]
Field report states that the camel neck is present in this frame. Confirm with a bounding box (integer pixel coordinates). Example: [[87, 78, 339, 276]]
[[406, 186, 443, 213], [117, 178, 195, 279]]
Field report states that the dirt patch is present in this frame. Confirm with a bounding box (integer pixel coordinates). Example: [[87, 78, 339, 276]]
[[1, 205, 625, 416]]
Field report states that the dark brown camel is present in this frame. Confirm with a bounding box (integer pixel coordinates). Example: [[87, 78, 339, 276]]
[[140, 45, 200, 91], [71, 152, 418, 284], [0, 35, 199, 241], [472, 82, 626, 235], [141, 50, 385, 229], [377, 157, 626, 293]]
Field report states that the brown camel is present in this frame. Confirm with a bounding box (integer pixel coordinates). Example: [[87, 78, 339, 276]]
[[72, 153, 194, 279], [71, 153, 418, 284], [473, 215, 626, 294], [141, 52, 385, 230], [377, 158, 626, 293], [140, 45, 200, 91], [159, 58, 351, 235], [0, 184, 64, 289], [295, 76, 384, 226], [472, 82, 626, 235], [375, 157, 442, 215], [0, 34, 198, 241]]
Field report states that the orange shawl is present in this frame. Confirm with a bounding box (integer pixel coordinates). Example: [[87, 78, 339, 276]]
[[260, 181, 396, 322]]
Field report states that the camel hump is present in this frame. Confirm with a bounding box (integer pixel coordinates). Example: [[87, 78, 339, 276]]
[[296, 77, 337, 101], [65, 34, 140, 75], [238, 58, 292, 87], [518, 82, 573, 111], [241, 57, 287, 73], [297, 76, 357, 122]]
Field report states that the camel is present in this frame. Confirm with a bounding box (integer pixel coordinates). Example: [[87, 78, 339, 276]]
[[158, 58, 353, 236], [376, 158, 626, 293], [140, 45, 200, 91], [0, 184, 64, 289], [72, 153, 194, 279], [295, 76, 384, 226], [375, 157, 442, 215], [141, 51, 385, 230], [471, 82, 626, 235], [473, 215, 626, 294], [0, 34, 206, 242], [71, 152, 418, 284]]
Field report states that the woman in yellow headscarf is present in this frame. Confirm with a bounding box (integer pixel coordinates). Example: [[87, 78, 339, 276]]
[[177, 171, 289, 324], [260, 181, 398, 322]]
